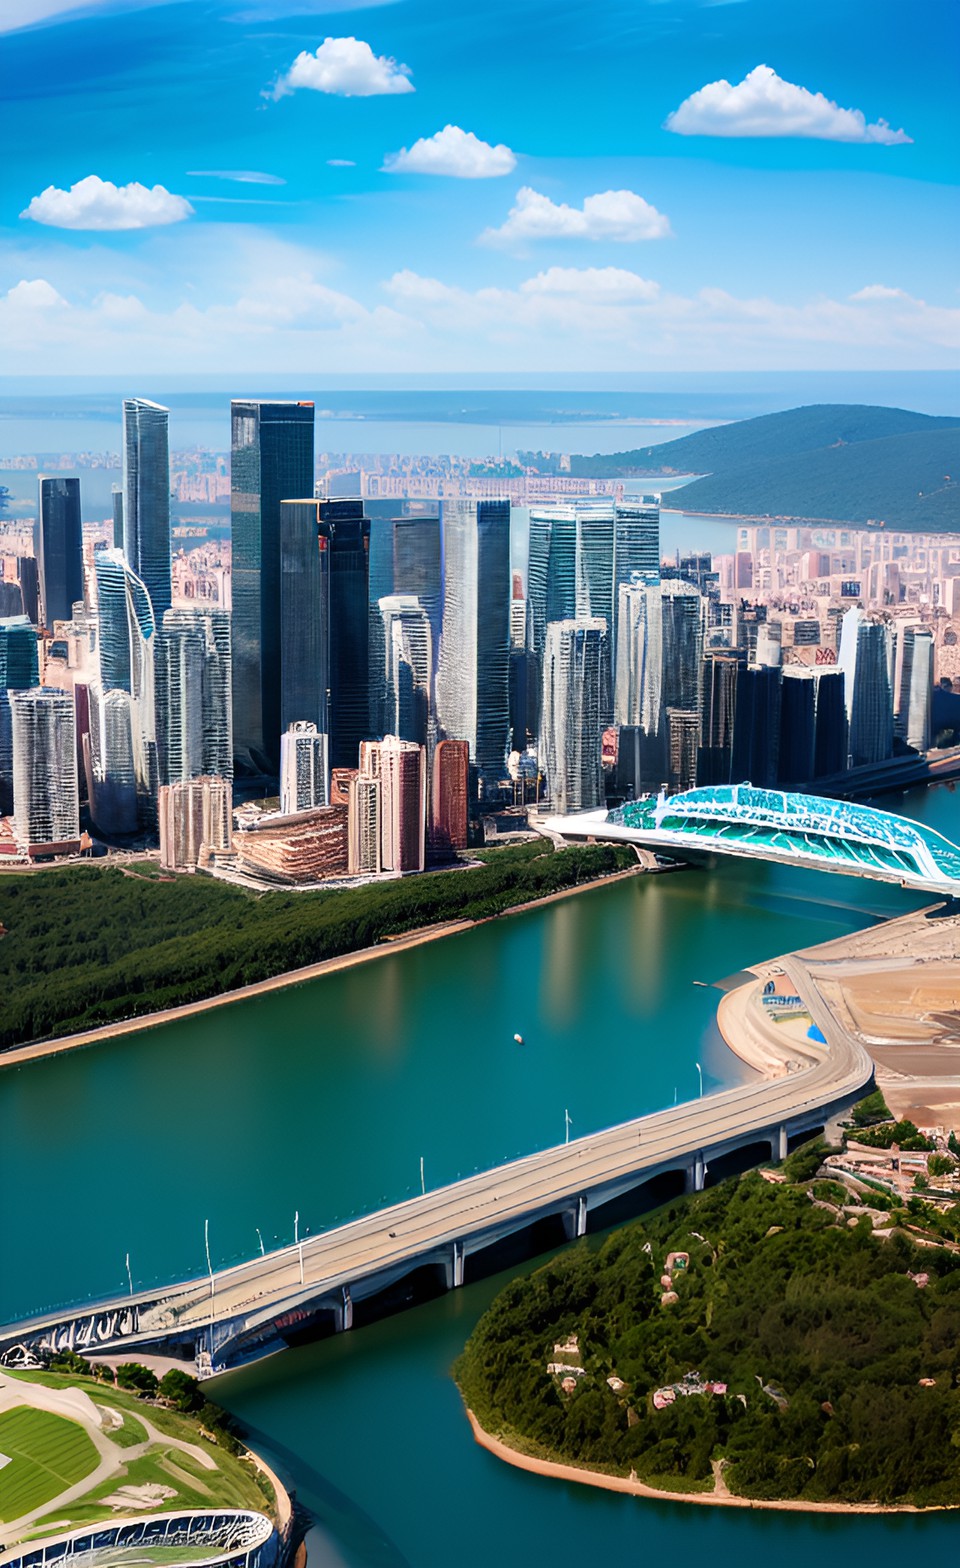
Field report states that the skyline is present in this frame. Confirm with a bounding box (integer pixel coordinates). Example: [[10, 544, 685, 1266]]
[[1, 0, 957, 374]]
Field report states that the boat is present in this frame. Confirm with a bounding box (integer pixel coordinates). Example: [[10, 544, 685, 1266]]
[[513, 1033, 524, 1044]]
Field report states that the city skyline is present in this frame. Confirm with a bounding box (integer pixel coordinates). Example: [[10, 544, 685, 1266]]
[[0, 0, 957, 373]]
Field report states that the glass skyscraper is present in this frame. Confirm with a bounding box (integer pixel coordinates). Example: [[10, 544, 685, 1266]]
[[37, 476, 83, 628], [231, 400, 315, 775], [436, 499, 511, 788], [0, 614, 41, 815], [123, 398, 171, 623], [322, 499, 370, 769], [539, 618, 608, 814], [279, 499, 329, 739]]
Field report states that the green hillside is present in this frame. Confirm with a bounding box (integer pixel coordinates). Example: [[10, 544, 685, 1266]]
[[677, 425, 960, 529], [571, 403, 953, 478]]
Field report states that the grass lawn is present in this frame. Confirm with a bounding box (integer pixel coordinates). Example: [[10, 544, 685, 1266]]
[[0, 1407, 99, 1522]]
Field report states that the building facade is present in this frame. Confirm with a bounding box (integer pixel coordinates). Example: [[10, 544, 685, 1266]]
[[37, 476, 83, 629], [122, 398, 171, 622]]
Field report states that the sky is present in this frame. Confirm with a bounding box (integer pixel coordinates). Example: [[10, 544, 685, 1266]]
[[0, 0, 958, 375]]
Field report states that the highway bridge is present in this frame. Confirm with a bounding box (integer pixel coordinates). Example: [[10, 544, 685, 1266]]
[[0, 965, 874, 1378]]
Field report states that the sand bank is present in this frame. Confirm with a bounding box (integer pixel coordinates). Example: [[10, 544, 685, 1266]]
[[466, 1409, 952, 1513]]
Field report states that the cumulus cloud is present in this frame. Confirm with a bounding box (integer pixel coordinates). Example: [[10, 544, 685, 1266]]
[[21, 176, 193, 230], [664, 65, 912, 143], [271, 37, 413, 99], [520, 267, 660, 302], [850, 283, 911, 301], [3, 277, 68, 308], [383, 125, 516, 178], [480, 187, 671, 249], [187, 170, 286, 185], [327, 159, 357, 168]]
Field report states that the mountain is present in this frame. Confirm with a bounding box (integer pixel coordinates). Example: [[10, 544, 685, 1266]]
[[571, 404, 960, 531]]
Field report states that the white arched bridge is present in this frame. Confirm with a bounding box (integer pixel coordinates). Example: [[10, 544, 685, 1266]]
[[542, 784, 960, 896], [0, 955, 874, 1378]]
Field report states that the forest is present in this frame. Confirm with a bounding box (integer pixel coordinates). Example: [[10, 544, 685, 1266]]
[[456, 1158, 960, 1508], [0, 839, 637, 1050]]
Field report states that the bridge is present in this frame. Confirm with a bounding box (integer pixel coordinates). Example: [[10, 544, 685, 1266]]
[[541, 784, 960, 896], [0, 963, 873, 1378]]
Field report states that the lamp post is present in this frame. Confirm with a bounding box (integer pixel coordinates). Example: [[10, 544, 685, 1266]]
[[420, 1156, 426, 1196], [125, 1253, 133, 1297], [204, 1219, 215, 1317], [565, 1108, 572, 1145], [695, 1061, 704, 1098]]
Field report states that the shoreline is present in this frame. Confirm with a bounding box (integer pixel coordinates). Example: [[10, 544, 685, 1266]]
[[465, 1409, 953, 1515], [0, 863, 646, 1071]]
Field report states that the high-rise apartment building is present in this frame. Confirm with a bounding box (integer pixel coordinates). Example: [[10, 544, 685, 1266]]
[[666, 707, 699, 793], [378, 734, 426, 872], [93, 548, 158, 823], [661, 579, 704, 713], [838, 608, 894, 767], [430, 738, 469, 854], [122, 398, 171, 622], [436, 498, 510, 788], [347, 773, 381, 875], [10, 687, 79, 851], [0, 615, 40, 815], [897, 626, 934, 751], [376, 594, 432, 747], [280, 721, 328, 814], [85, 684, 138, 835], [539, 618, 608, 814], [159, 775, 232, 872], [37, 476, 83, 628], [231, 400, 315, 774]]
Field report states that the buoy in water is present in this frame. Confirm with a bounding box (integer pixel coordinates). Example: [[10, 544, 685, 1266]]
[[514, 1033, 524, 1045]]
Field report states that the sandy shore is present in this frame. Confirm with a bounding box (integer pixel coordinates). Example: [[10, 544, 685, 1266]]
[[0, 864, 646, 1071], [466, 1409, 952, 1514]]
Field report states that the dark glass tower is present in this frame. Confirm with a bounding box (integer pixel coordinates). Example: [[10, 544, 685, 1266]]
[[321, 498, 370, 769], [37, 476, 83, 628], [122, 398, 171, 623], [731, 665, 782, 787], [280, 500, 329, 738], [231, 400, 315, 775]]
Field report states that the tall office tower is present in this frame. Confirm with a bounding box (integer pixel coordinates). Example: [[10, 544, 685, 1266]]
[[377, 595, 433, 747], [231, 400, 315, 774], [393, 511, 442, 639], [430, 737, 469, 854], [838, 608, 894, 767], [527, 498, 659, 658], [155, 611, 205, 784], [159, 775, 232, 872], [897, 626, 934, 751], [510, 573, 527, 651], [279, 499, 329, 739], [17, 556, 40, 625], [698, 650, 741, 786], [0, 584, 24, 616], [111, 486, 124, 550], [377, 734, 426, 872], [436, 498, 510, 789], [37, 477, 83, 628], [365, 508, 394, 731], [10, 687, 79, 850], [660, 579, 704, 714], [347, 773, 381, 875], [666, 707, 699, 793], [93, 548, 158, 822], [85, 684, 138, 835], [539, 618, 608, 814], [812, 669, 848, 777], [612, 497, 660, 618], [316, 498, 370, 767], [123, 398, 171, 622], [731, 665, 782, 787], [778, 668, 817, 784], [0, 615, 41, 814], [614, 576, 664, 792], [280, 721, 328, 814]]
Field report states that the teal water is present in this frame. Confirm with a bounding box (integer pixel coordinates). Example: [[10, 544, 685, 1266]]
[[2, 783, 959, 1564]]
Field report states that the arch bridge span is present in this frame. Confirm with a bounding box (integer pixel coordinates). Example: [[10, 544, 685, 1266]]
[[0, 964, 869, 1377]]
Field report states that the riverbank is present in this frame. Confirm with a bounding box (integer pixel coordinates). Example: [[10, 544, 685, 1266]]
[[465, 1410, 952, 1514], [0, 861, 648, 1070]]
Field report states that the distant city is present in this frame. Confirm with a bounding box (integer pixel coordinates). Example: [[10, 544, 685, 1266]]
[[1, 394, 959, 885]]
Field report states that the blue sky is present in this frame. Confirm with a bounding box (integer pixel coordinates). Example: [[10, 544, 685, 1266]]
[[1, 0, 957, 373]]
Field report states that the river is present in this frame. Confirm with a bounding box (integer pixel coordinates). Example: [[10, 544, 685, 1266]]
[[2, 783, 958, 1564]]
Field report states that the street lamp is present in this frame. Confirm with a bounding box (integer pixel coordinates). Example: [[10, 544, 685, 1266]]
[[695, 1062, 704, 1098], [565, 1108, 572, 1145], [125, 1253, 133, 1297]]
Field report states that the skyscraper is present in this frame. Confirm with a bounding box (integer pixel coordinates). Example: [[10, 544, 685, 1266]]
[[698, 650, 741, 787], [436, 498, 510, 788], [156, 611, 204, 784], [527, 497, 659, 663], [159, 776, 232, 872], [231, 400, 315, 774], [93, 548, 158, 822], [614, 576, 664, 794], [897, 626, 934, 751], [123, 398, 171, 622], [37, 476, 83, 628], [731, 665, 781, 787], [321, 499, 370, 768], [838, 608, 894, 767], [377, 594, 433, 747], [539, 618, 608, 814], [279, 498, 329, 739], [430, 738, 469, 854], [660, 579, 704, 713], [0, 615, 40, 815], [378, 734, 426, 872], [10, 687, 79, 850], [85, 684, 138, 835]]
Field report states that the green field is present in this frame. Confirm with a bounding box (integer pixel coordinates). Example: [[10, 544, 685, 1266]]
[[0, 1407, 99, 1522]]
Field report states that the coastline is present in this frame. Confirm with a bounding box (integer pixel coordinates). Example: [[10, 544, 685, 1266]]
[[0, 863, 646, 1071], [465, 1409, 952, 1515]]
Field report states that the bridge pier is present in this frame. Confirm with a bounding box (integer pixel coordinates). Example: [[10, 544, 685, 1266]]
[[561, 1197, 588, 1241], [337, 1286, 353, 1333], [776, 1124, 788, 1162], [452, 1241, 465, 1288], [685, 1153, 707, 1193]]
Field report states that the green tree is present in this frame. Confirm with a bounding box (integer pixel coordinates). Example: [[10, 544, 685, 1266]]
[[116, 1362, 159, 1396], [158, 1368, 202, 1410]]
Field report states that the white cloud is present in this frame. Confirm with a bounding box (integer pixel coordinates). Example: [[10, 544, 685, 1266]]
[[187, 170, 286, 185], [664, 64, 912, 144], [3, 277, 68, 308], [327, 159, 357, 168], [271, 36, 413, 99], [480, 187, 672, 249], [850, 283, 911, 301], [0, 0, 189, 34], [383, 125, 516, 178], [21, 176, 193, 230], [520, 267, 660, 302]]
